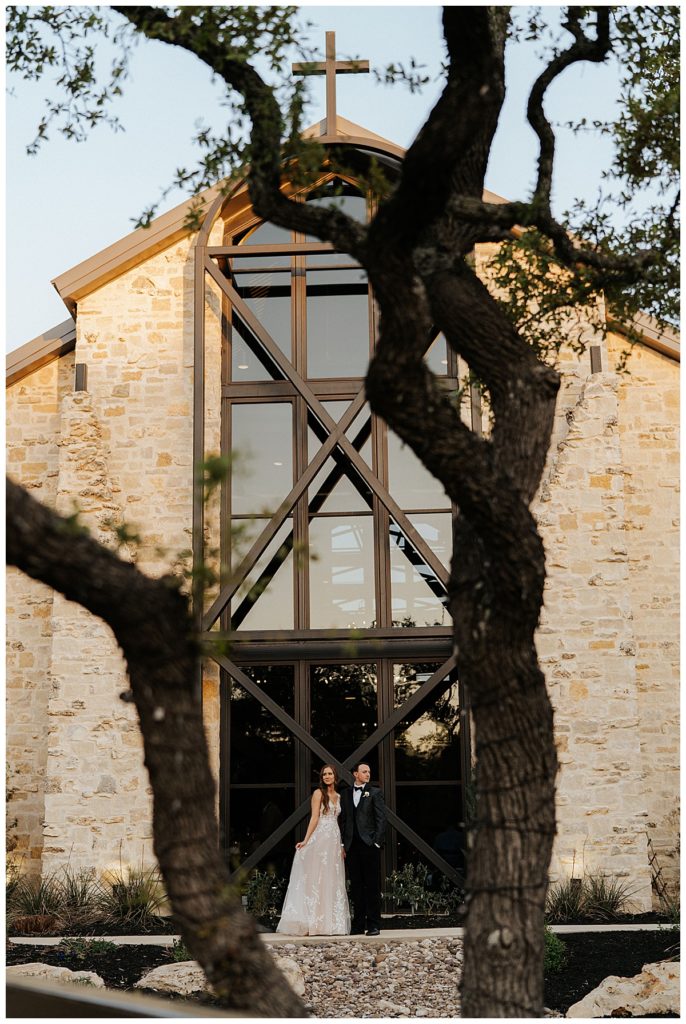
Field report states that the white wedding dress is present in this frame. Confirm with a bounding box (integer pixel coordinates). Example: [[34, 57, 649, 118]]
[[276, 796, 351, 935]]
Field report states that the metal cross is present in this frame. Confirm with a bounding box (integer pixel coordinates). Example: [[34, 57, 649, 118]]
[[292, 31, 370, 136]]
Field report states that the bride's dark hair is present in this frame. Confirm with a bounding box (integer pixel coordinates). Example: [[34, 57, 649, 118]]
[[319, 764, 339, 813]]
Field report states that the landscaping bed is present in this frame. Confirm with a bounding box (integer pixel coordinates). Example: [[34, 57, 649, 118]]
[[543, 929, 678, 1014], [7, 926, 678, 1015]]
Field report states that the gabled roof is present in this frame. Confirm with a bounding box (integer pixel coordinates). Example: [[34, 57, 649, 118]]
[[50, 116, 406, 318], [6, 115, 679, 385], [6, 318, 76, 386], [608, 311, 680, 362]]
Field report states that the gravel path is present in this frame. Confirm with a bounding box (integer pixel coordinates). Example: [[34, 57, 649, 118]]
[[272, 937, 463, 1018]]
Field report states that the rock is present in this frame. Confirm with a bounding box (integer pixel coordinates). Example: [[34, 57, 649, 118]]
[[274, 955, 306, 997], [566, 960, 679, 1018], [7, 962, 105, 988], [262, 936, 465, 1016], [134, 960, 207, 995], [378, 997, 412, 1015]]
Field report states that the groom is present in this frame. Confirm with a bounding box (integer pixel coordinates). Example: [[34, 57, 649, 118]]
[[339, 761, 387, 936]]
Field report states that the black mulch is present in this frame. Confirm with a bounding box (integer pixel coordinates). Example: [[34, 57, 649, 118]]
[[6, 927, 679, 1015], [544, 929, 679, 1015], [6, 941, 174, 991]]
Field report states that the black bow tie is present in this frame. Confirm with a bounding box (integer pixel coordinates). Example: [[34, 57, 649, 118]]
[[354, 786, 364, 791]]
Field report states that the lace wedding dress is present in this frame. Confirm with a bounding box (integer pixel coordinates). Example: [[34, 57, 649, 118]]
[[276, 796, 351, 935]]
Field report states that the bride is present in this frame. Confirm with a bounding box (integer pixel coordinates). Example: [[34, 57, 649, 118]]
[[276, 764, 350, 935]]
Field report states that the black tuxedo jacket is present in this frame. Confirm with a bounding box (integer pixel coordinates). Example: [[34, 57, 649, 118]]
[[339, 783, 387, 851]]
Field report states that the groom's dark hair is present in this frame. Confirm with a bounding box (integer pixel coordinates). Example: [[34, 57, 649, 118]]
[[351, 761, 370, 774]]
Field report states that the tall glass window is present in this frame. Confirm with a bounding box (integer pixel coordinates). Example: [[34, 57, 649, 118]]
[[309, 516, 376, 629], [306, 267, 370, 378], [220, 172, 465, 889]]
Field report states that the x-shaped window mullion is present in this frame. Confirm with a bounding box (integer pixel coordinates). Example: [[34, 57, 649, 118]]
[[204, 260, 449, 601], [232, 799, 462, 886], [203, 385, 367, 631], [219, 652, 462, 882]]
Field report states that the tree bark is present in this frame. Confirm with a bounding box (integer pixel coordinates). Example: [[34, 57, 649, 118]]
[[363, 11, 560, 1014], [6, 477, 306, 1017]]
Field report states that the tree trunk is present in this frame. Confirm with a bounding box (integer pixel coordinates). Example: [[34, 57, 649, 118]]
[[365, 228, 560, 1016], [451, 519, 558, 1017], [6, 477, 306, 1017]]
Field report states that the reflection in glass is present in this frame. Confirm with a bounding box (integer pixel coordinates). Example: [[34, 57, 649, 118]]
[[306, 253, 358, 267], [393, 664, 460, 781], [307, 269, 369, 378], [310, 663, 377, 768], [406, 513, 452, 565], [233, 520, 294, 630], [389, 522, 450, 627], [228, 786, 296, 875], [308, 455, 373, 514], [230, 665, 295, 783], [387, 429, 450, 510], [309, 516, 375, 629], [231, 310, 287, 382], [347, 412, 374, 467], [306, 190, 367, 223], [234, 271, 292, 362], [394, 802, 465, 878], [425, 333, 449, 376], [230, 516, 269, 568], [231, 404, 292, 515], [237, 221, 292, 267]]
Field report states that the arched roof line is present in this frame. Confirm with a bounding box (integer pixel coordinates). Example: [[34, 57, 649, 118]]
[[195, 133, 405, 248]]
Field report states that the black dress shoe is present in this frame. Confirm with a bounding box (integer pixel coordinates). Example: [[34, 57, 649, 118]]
[[350, 928, 364, 935], [366, 927, 380, 936]]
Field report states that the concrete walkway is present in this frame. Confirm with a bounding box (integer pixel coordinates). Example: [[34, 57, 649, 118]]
[[8, 922, 670, 947]]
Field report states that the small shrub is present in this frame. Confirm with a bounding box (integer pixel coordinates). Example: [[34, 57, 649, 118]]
[[546, 877, 587, 923], [546, 872, 634, 923], [583, 873, 633, 922], [171, 938, 191, 962], [6, 860, 24, 916], [60, 937, 118, 960], [245, 869, 287, 925], [99, 864, 168, 930], [11, 872, 64, 919], [543, 927, 568, 974], [55, 867, 104, 932], [663, 894, 680, 925], [384, 863, 431, 913], [383, 862, 463, 915], [11, 913, 59, 935]]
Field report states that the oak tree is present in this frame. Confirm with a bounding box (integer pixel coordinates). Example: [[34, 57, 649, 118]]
[[6, 5, 678, 1016]]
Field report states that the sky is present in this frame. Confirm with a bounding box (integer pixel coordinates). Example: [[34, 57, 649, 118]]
[[5, 4, 622, 351]]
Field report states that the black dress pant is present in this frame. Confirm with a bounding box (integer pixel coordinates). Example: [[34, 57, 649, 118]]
[[347, 833, 381, 931]]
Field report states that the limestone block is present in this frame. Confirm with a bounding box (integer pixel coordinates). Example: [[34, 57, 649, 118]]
[[273, 955, 306, 997], [135, 961, 208, 995], [566, 960, 679, 1018], [7, 963, 105, 988]]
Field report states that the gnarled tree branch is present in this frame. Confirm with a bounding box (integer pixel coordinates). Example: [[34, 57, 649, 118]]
[[6, 475, 306, 1017]]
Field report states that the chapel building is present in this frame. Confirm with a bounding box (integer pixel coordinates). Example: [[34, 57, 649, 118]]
[[6, 80, 679, 907]]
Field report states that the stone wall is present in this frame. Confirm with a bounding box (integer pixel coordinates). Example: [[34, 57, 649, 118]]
[[535, 331, 679, 909], [608, 331, 680, 898], [7, 220, 224, 874], [6, 352, 74, 873], [40, 387, 152, 873], [536, 361, 652, 908]]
